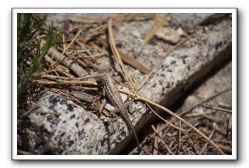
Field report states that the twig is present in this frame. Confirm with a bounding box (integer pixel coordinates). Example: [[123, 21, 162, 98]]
[[120, 52, 151, 74], [152, 125, 175, 155], [146, 104, 185, 132], [186, 111, 221, 123], [202, 105, 232, 114], [20, 104, 38, 118], [51, 88, 83, 106], [41, 74, 75, 80], [218, 102, 232, 110], [152, 125, 159, 155], [62, 29, 81, 55], [213, 139, 232, 144], [33, 79, 97, 86], [17, 149, 33, 155], [217, 144, 232, 154], [177, 121, 182, 154], [95, 35, 151, 75], [199, 123, 216, 154], [179, 88, 232, 116], [185, 110, 215, 117], [43, 44, 88, 77], [62, 34, 66, 51], [226, 115, 231, 137]]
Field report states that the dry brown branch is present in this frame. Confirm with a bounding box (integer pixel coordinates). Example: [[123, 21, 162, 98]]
[[199, 123, 216, 154], [62, 29, 81, 55], [51, 88, 84, 106], [186, 111, 221, 123], [202, 105, 232, 114], [41, 74, 75, 80], [152, 125, 159, 155], [152, 125, 175, 155], [146, 103, 185, 131], [62, 34, 66, 51], [17, 149, 33, 155], [95, 36, 151, 74], [33, 79, 97, 86], [179, 88, 232, 116], [41, 40, 88, 77], [177, 121, 182, 154], [120, 52, 151, 74], [217, 144, 232, 154]]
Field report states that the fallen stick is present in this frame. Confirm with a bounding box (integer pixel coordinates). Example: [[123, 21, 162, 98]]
[[41, 40, 88, 77]]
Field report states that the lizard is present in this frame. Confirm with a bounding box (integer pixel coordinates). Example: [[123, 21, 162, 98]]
[[84, 73, 141, 152]]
